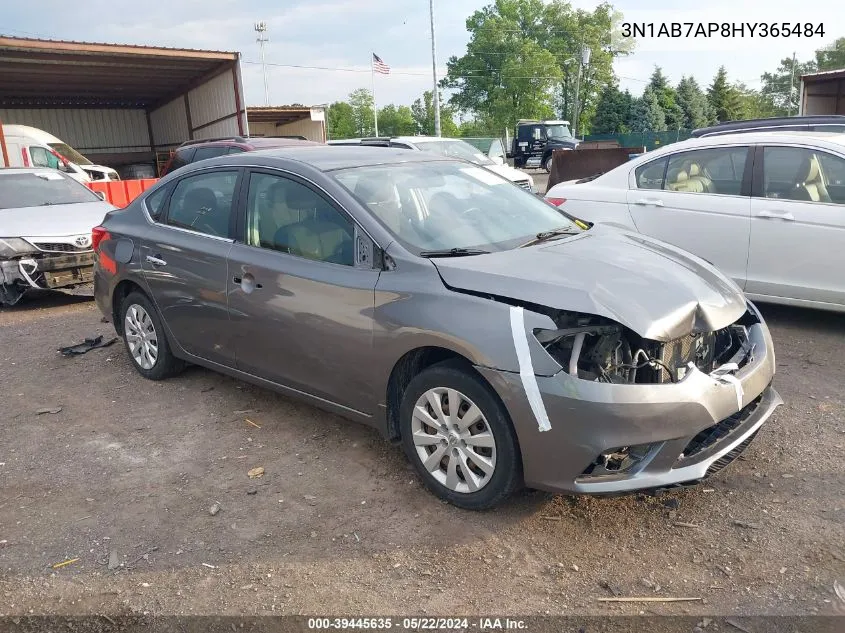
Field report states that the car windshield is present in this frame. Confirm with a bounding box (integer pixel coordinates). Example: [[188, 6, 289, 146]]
[[48, 142, 92, 165], [333, 160, 580, 254], [546, 124, 573, 139], [412, 139, 495, 166], [0, 172, 100, 209]]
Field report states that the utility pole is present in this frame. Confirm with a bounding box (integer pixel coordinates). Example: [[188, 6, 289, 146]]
[[429, 0, 441, 137], [789, 51, 797, 115], [573, 45, 591, 138], [255, 22, 270, 107]]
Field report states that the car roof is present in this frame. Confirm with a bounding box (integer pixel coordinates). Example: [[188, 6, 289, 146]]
[[0, 166, 61, 176], [179, 137, 318, 150], [692, 115, 845, 136], [648, 131, 845, 153], [202, 145, 453, 172]]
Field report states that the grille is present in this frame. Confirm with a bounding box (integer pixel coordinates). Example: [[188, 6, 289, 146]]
[[33, 242, 91, 253], [681, 394, 763, 459], [705, 429, 759, 477]]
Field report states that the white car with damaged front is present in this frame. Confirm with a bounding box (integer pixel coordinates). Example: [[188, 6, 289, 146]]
[[545, 131, 845, 313], [0, 168, 114, 306]]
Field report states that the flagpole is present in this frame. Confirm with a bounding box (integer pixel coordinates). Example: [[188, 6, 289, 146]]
[[371, 54, 379, 137]]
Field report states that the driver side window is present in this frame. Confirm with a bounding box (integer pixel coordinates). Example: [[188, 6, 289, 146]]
[[166, 170, 238, 238], [245, 172, 354, 266]]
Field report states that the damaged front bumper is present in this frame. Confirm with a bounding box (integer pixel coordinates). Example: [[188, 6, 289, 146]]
[[478, 306, 782, 495], [1, 252, 95, 299]]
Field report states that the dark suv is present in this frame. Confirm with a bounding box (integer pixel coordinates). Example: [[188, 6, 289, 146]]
[[510, 120, 580, 172], [161, 136, 318, 176]]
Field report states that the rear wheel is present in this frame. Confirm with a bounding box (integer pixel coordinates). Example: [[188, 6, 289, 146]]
[[120, 291, 183, 380], [399, 362, 522, 510]]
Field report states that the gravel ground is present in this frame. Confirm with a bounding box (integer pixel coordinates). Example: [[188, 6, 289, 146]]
[[0, 290, 843, 619]]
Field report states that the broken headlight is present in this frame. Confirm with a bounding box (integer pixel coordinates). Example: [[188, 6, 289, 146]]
[[0, 238, 38, 257]]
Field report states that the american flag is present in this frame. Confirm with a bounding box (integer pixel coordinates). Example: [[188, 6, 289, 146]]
[[372, 53, 390, 75]]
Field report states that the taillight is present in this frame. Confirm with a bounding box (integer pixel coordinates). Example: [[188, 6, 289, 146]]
[[21, 147, 30, 166], [91, 226, 111, 252], [545, 197, 566, 207]]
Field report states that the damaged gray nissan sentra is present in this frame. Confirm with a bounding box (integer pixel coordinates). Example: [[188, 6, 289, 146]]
[[92, 146, 782, 509]]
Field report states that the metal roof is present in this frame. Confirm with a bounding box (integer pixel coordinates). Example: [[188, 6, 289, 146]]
[[800, 68, 845, 82], [0, 36, 239, 108], [247, 106, 324, 125]]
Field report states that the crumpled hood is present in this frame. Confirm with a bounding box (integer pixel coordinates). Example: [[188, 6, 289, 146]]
[[3, 201, 114, 239], [432, 225, 747, 341]]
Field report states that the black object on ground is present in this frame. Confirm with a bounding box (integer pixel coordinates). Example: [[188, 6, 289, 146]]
[[58, 335, 118, 357]]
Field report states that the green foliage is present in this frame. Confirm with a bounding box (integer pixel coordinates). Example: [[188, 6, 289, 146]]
[[377, 104, 416, 137], [760, 57, 816, 115], [327, 101, 357, 139], [676, 76, 714, 129], [591, 84, 632, 134], [816, 37, 845, 71], [628, 87, 666, 132], [412, 91, 459, 136], [707, 66, 744, 123], [348, 88, 375, 136], [647, 66, 683, 129]]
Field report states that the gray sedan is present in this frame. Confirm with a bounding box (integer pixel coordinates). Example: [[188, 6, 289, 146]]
[[92, 146, 782, 509]]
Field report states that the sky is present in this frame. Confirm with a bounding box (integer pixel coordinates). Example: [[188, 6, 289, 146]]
[[3, 0, 841, 111]]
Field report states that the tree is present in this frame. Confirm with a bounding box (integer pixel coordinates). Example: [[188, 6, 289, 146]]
[[412, 91, 460, 136], [707, 66, 743, 122], [734, 83, 778, 120], [441, 0, 627, 133], [760, 56, 816, 115], [377, 104, 416, 137], [628, 87, 666, 132], [676, 76, 713, 129], [815, 37, 845, 71], [648, 66, 683, 129], [591, 84, 631, 134], [348, 88, 375, 136], [327, 101, 357, 139]]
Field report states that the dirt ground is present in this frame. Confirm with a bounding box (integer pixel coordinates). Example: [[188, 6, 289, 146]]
[[0, 290, 843, 619]]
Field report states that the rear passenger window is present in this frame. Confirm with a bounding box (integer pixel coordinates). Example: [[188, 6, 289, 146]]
[[167, 148, 193, 172], [635, 159, 667, 190], [193, 146, 229, 162], [145, 187, 168, 222], [227, 146, 246, 154], [166, 170, 239, 238], [664, 147, 748, 195]]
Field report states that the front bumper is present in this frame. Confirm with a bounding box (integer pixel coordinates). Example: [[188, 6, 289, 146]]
[[478, 312, 782, 495], [0, 253, 95, 290]]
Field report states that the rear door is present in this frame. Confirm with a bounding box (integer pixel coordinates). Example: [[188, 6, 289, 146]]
[[625, 145, 753, 287], [226, 168, 381, 413], [141, 167, 242, 365], [746, 144, 845, 306]]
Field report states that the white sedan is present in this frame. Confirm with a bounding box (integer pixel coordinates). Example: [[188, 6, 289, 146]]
[[545, 131, 845, 313]]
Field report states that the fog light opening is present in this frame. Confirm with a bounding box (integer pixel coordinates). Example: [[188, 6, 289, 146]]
[[579, 443, 657, 479]]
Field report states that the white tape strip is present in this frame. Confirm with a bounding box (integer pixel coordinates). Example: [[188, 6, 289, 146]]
[[509, 306, 552, 432]]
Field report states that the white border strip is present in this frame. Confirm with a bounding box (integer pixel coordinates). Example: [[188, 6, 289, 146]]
[[509, 306, 552, 432]]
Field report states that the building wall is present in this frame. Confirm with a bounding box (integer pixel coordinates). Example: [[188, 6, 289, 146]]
[[0, 107, 149, 157], [800, 77, 845, 115], [248, 118, 325, 142]]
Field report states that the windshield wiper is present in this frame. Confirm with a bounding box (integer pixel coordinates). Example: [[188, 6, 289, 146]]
[[519, 227, 580, 248], [419, 247, 490, 258]]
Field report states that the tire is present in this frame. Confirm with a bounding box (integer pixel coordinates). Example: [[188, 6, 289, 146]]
[[399, 362, 522, 510], [543, 154, 553, 173], [119, 291, 184, 380]]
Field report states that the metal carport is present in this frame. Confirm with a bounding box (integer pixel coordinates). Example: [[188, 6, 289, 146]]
[[0, 36, 248, 172]]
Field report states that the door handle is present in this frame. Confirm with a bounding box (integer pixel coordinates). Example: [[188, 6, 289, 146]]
[[757, 210, 795, 221], [633, 198, 664, 207], [145, 255, 167, 266], [233, 274, 262, 292]]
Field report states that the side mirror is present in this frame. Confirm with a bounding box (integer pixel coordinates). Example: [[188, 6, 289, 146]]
[[492, 156, 504, 165]]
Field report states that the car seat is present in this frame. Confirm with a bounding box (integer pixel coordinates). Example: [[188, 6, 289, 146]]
[[181, 187, 228, 236], [793, 154, 831, 202], [274, 186, 353, 265]]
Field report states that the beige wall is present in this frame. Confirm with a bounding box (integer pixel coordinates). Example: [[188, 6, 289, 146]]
[[248, 118, 325, 142]]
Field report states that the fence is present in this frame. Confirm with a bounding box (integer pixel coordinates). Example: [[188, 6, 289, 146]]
[[583, 130, 693, 152]]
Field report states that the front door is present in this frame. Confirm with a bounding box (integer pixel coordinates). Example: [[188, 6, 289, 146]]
[[625, 145, 752, 287], [226, 169, 381, 413], [141, 168, 241, 365], [746, 145, 845, 306]]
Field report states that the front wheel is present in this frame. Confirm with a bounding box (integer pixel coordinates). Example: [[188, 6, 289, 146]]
[[120, 291, 184, 380], [543, 154, 554, 173], [399, 362, 522, 510]]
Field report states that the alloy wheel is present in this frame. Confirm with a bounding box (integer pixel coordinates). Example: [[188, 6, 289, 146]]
[[124, 304, 158, 370], [411, 387, 497, 493]]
